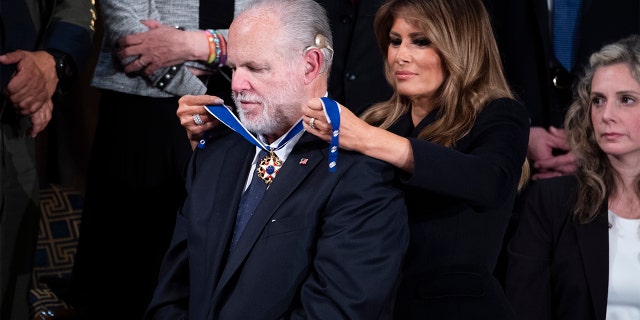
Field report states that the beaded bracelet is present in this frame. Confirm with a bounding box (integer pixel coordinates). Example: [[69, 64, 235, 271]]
[[207, 29, 221, 65], [203, 30, 217, 64], [215, 30, 227, 67]]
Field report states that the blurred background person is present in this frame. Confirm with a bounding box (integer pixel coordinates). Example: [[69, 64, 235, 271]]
[[323, 0, 392, 113], [66, 1, 238, 318], [0, 0, 95, 318], [483, 0, 640, 288], [483, 0, 640, 180], [506, 34, 640, 320]]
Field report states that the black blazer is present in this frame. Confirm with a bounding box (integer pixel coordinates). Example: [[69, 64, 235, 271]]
[[506, 175, 609, 320], [391, 98, 530, 319], [145, 130, 409, 320], [484, 0, 640, 128]]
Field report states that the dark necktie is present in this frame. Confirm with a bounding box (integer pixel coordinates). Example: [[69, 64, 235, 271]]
[[553, 0, 582, 71], [230, 149, 270, 252]]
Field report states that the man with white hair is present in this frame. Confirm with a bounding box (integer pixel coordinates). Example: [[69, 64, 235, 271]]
[[144, 0, 409, 319]]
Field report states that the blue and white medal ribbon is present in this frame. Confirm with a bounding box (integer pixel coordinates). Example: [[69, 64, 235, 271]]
[[205, 105, 304, 182], [319, 97, 340, 172], [205, 99, 340, 173], [205, 104, 303, 151]]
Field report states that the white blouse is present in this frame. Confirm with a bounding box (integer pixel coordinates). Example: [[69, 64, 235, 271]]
[[607, 210, 640, 320]]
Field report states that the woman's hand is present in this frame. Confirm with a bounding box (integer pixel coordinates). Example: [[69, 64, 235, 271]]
[[178, 95, 223, 149], [302, 98, 414, 172], [117, 20, 210, 75], [301, 98, 368, 152]]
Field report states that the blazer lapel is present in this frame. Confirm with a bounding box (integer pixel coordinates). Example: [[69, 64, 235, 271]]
[[212, 133, 325, 299], [575, 208, 609, 320]]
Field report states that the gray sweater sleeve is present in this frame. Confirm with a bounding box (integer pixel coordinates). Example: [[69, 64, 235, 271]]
[[93, 0, 206, 96]]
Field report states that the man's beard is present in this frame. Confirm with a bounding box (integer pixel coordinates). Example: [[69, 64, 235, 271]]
[[233, 80, 303, 136]]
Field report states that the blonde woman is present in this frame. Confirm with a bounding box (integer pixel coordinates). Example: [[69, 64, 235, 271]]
[[506, 35, 640, 320]]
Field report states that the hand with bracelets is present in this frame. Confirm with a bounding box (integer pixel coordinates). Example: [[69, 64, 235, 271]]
[[117, 20, 227, 76]]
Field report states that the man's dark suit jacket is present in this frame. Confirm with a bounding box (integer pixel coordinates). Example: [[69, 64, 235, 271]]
[[484, 0, 640, 128], [145, 128, 409, 319], [506, 175, 609, 320]]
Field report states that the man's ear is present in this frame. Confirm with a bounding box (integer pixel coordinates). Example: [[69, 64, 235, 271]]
[[302, 47, 323, 84]]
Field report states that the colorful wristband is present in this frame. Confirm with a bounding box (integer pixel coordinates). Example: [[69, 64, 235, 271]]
[[215, 30, 227, 67], [204, 30, 217, 64]]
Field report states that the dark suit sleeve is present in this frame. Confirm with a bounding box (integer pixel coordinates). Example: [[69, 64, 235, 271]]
[[42, 0, 95, 75], [403, 98, 529, 208], [291, 157, 409, 319]]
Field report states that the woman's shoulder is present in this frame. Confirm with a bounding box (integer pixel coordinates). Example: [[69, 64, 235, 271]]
[[520, 175, 579, 209], [483, 97, 526, 113], [473, 97, 529, 132]]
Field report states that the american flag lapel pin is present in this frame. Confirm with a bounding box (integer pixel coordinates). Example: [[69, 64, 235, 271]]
[[299, 158, 309, 165]]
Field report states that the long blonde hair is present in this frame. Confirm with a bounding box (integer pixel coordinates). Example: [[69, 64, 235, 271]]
[[565, 34, 640, 223], [363, 0, 529, 189]]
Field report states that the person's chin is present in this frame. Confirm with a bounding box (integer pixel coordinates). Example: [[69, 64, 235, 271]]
[[240, 116, 263, 133]]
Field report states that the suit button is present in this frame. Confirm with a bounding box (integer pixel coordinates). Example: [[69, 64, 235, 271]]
[[345, 73, 356, 81]]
